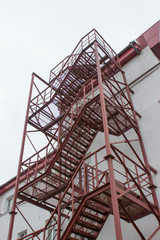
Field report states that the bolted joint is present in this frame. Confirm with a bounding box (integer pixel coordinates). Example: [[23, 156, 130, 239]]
[[104, 154, 115, 160], [148, 184, 157, 190], [9, 211, 17, 215]]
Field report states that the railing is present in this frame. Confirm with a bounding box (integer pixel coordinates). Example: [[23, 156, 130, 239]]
[[49, 29, 117, 83], [42, 141, 152, 240], [18, 138, 154, 240], [20, 78, 100, 187], [20, 73, 138, 191], [29, 84, 56, 117], [45, 145, 108, 240], [111, 143, 152, 198], [28, 29, 120, 124], [102, 77, 134, 121]]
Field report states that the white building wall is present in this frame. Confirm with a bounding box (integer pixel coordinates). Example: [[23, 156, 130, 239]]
[[0, 186, 51, 239], [0, 46, 160, 239], [98, 47, 160, 239]]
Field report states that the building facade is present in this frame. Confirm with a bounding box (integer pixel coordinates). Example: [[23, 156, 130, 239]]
[[0, 21, 160, 240]]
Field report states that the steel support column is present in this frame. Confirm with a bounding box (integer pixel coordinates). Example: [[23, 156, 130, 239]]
[[122, 71, 160, 216], [94, 41, 123, 240], [7, 73, 35, 240]]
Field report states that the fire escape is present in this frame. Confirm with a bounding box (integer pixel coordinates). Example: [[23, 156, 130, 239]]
[[8, 29, 160, 240]]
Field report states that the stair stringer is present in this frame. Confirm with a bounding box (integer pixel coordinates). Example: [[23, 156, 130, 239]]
[[18, 95, 102, 206], [61, 183, 111, 240]]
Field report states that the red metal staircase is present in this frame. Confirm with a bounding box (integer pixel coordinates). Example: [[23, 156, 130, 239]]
[[8, 29, 160, 240]]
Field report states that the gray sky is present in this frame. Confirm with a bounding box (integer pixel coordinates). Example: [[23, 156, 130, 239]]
[[0, 0, 160, 185]]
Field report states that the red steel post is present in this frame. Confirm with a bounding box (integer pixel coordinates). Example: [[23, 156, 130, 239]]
[[72, 180, 74, 216], [94, 41, 123, 240], [95, 152, 99, 188], [7, 73, 35, 240], [57, 204, 61, 240], [122, 71, 160, 215]]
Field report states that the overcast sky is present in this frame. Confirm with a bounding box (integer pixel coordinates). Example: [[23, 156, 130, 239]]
[[0, 0, 160, 185]]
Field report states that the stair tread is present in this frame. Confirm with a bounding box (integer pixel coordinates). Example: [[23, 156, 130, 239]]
[[81, 210, 104, 223], [64, 144, 84, 156], [92, 195, 109, 207], [85, 201, 107, 215], [62, 147, 83, 159], [52, 165, 72, 177], [65, 141, 86, 154], [76, 219, 101, 231], [67, 237, 79, 240], [77, 124, 96, 136], [61, 85, 77, 96], [72, 227, 95, 239], [70, 134, 89, 147], [48, 171, 67, 183], [60, 152, 79, 165], [74, 127, 94, 140], [57, 158, 76, 171]]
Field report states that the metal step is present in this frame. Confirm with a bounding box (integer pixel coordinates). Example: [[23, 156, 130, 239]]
[[56, 158, 76, 171], [60, 153, 79, 165], [67, 237, 79, 240], [92, 194, 109, 207], [65, 141, 86, 154], [70, 134, 89, 148], [80, 210, 104, 223], [62, 147, 83, 160], [76, 219, 101, 231], [52, 164, 73, 178], [72, 227, 95, 239], [85, 200, 108, 215]]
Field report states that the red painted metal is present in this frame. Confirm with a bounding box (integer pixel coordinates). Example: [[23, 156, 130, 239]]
[[94, 41, 123, 240], [16, 206, 41, 240], [8, 73, 35, 240], [7, 28, 160, 240]]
